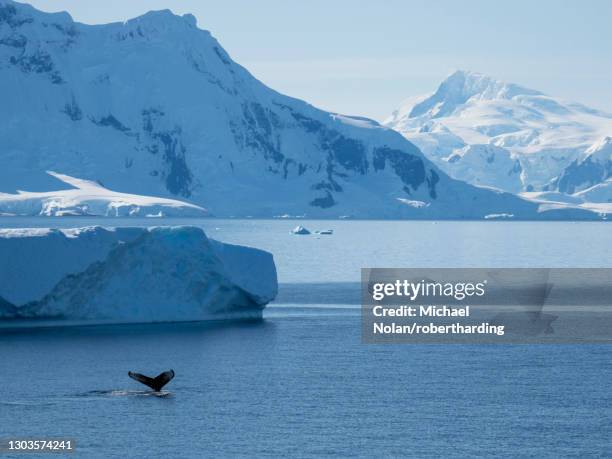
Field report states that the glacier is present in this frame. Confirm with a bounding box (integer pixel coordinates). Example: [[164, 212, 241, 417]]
[[0, 226, 278, 324], [385, 70, 612, 197], [0, 1, 603, 219], [0, 171, 209, 217]]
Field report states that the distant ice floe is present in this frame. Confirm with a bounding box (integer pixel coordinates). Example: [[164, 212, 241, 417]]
[[290, 226, 334, 235], [0, 171, 208, 217], [291, 225, 311, 235], [397, 198, 429, 209], [273, 214, 306, 219], [0, 226, 277, 325]]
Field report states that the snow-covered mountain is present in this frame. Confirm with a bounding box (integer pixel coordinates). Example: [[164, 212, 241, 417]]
[[0, 2, 603, 219], [385, 70, 612, 195]]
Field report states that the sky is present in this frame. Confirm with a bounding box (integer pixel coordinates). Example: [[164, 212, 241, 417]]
[[24, 0, 612, 121]]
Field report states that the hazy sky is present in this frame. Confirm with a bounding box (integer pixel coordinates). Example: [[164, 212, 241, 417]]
[[24, 0, 612, 121]]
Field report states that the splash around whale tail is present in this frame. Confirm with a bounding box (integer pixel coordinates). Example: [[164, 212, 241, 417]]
[[128, 370, 175, 391]]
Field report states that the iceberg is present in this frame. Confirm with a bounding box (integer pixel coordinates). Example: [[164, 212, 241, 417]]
[[291, 226, 311, 235], [0, 226, 277, 324]]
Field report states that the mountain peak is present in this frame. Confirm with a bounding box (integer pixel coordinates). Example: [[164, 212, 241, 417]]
[[407, 70, 542, 119], [123, 8, 200, 35], [1, 1, 198, 36], [127, 9, 197, 27], [441, 70, 541, 100], [1, 0, 73, 24], [385, 68, 612, 196]]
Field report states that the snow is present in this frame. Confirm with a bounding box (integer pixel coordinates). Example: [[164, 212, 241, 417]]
[[582, 136, 612, 162], [444, 144, 522, 193], [574, 179, 612, 203], [520, 190, 612, 216], [385, 70, 612, 195], [0, 171, 208, 217], [397, 198, 429, 209], [330, 114, 381, 129], [291, 226, 311, 235], [0, 226, 277, 323]]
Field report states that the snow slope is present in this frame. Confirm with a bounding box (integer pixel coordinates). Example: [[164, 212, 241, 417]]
[[0, 226, 277, 323], [0, 171, 208, 216], [0, 1, 601, 219], [520, 191, 612, 217], [575, 179, 612, 204], [385, 70, 612, 194]]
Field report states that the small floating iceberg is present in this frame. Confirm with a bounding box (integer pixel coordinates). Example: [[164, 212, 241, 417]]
[[484, 213, 515, 220], [0, 226, 277, 325], [291, 225, 311, 235], [315, 229, 333, 235]]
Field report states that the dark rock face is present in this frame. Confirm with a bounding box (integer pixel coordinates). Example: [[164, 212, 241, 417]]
[[373, 147, 427, 194], [91, 114, 130, 132], [326, 136, 368, 175], [9, 49, 63, 83], [556, 157, 611, 194], [158, 132, 192, 198], [62, 95, 82, 121], [141, 109, 193, 197], [238, 102, 284, 165], [310, 191, 336, 209]]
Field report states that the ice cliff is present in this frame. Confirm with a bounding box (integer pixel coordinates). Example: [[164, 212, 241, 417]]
[[0, 226, 277, 323]]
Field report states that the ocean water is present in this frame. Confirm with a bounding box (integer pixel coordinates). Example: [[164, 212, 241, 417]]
[[0, 219, 610, 457]]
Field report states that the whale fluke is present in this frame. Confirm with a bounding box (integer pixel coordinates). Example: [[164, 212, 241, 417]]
[[128, 370, 175, 391]]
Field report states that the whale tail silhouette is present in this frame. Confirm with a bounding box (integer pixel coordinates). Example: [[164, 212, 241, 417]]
[[128, 370, 175, 391]]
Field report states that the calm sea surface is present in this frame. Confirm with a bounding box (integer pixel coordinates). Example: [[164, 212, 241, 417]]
[[0, 219, 610, 457]]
